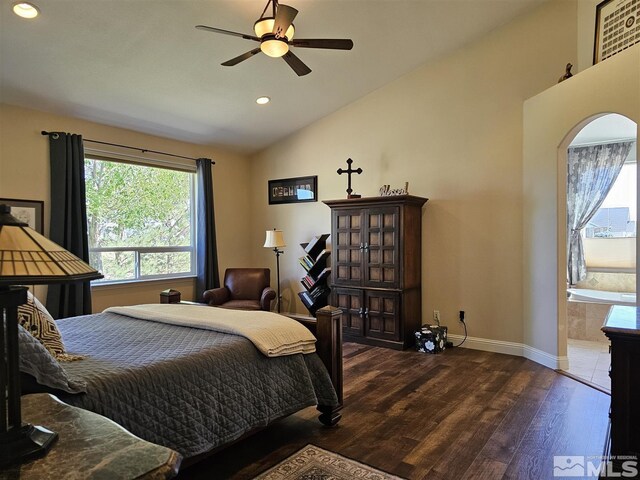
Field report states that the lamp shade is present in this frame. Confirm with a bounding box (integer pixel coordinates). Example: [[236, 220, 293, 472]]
[[0, 205, 103, 285], [260, 38, 289, 58], [253, 17, 295, 40], [264, 229, 286, 248]]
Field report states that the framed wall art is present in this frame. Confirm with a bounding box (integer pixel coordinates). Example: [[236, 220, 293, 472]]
[[594, 0, 640, 64], [268, 176, 318, 205], [0, 198, 44, 233]]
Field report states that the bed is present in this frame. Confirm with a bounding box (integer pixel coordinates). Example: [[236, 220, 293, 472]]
[[20, 303, 343, 462]]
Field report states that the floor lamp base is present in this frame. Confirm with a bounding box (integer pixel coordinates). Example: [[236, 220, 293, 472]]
[[0, 424, 58, 467]]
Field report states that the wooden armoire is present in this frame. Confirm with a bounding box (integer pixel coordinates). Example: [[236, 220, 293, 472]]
[[324, 195, 428, 350]]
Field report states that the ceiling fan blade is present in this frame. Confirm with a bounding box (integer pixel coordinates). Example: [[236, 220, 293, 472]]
[[282, 51, 311, 76], [195, 25, 260, 42], [221, 48, 262, 66], [290, 39, 354, 50], [272, 4, 298, 38]]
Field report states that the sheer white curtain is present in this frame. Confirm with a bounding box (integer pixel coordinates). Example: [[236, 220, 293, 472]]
[[567, 141, 634, 285]]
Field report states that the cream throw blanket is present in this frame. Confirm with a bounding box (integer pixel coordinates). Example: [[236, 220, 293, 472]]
[[104, 304, 316, 357]]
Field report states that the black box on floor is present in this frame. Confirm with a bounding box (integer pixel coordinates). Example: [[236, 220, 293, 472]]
[[415, 325, 448, 354]]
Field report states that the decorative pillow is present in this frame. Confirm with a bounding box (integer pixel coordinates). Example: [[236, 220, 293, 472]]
[[17, 291, 83, 361], [18, 324, 86, 394]]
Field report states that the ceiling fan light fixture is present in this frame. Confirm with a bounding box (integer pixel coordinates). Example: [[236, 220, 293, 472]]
[[254, 18, 294, 40], [261, 37, 289, 58], [12, 2, 39, 18]]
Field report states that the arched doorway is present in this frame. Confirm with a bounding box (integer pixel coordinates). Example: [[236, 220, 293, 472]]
[[560, 113, 637, 390]]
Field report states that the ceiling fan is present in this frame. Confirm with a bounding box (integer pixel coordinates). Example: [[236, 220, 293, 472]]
[[195, 0, 354, 76]]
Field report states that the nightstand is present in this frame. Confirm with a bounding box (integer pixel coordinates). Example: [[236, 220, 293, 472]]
[[2, 394, 181, 479], [602, 305, 640, 475]]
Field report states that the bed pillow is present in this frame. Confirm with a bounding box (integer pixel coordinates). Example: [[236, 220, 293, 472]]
[[17, 291, 83, 361], [18, 324, 86, 394]]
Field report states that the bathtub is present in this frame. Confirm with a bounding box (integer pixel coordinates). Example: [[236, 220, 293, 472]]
[[567, 288, 636, 306]]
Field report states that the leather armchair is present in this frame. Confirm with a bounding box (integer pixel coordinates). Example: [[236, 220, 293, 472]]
[[203, 268, 276, 311]]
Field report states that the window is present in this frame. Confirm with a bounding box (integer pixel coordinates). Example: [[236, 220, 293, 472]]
[[584, 162, 637, 238], [85, 157, 196, 284]]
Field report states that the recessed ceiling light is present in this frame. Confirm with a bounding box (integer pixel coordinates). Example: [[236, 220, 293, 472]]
[[256, 96, 271, 105], [12, 2, 39, 19]]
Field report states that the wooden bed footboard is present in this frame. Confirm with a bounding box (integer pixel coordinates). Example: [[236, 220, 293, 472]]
[[292, 306, 343, 426], [159, 291, 344, 426]]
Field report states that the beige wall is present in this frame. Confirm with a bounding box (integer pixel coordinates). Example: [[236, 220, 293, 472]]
[[523, 45, 639, 359], [1, 1, 620, 365], [249, 0, 578, 344], [0, 103, 253, 309], [584, 238, 636, 269]]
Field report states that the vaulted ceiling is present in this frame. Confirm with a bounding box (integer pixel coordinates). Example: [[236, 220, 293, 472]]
[[1, 0, 546, 153]]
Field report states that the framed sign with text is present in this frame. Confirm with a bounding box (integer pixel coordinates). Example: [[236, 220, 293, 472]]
[[268, 176, 318, 205], [594, 0, 640, 64]]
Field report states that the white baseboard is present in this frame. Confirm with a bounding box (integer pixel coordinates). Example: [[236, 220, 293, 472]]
[[448, 334, 569, 370]]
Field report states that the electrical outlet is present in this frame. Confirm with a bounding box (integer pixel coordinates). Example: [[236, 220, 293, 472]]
[[433, 310, 440, 322], [459, 310, 465, 323]]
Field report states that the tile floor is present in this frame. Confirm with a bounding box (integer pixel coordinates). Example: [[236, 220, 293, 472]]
[[565, 338, 610, 391]]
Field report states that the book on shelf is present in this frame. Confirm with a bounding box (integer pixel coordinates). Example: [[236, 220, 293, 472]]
[[300, 291, 314, 306], [307, 253, 330, 277], [314, 249, 331, 263], [304, 234, 330, 258], [298, 257, 312, 272], [299, 288, 329, 308], [302, 255, 315, 269], [319, 266, 331, 277], [309, 285, 329, 299], [298, 233, 331, 316], [314, 268, 331, 285], [300, 267, 331, 291]]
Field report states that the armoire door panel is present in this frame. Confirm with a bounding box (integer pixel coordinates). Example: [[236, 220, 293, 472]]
[[368, 231, 381, 246], [364, 207, 399, 289], [368, 249, 380, 264], [364, 290, 400, 341], [334, 287, 363, 337], [337, 232, 349, 246], [333, 209, 364, 287], [383, 231, 394, 246], [349, 267, 361, 281]]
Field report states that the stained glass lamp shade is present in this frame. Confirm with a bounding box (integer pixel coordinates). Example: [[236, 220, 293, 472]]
[[0, 204, 102, 466]]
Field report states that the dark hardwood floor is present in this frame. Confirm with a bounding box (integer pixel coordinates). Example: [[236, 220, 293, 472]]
[[178, 343, 610, 480]]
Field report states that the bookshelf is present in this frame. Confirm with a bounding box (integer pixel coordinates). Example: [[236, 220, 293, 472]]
[[297, 234, 331, 316]]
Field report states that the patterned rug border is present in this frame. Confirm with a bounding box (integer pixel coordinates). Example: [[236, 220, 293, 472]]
[[253, 444, 407, 480]]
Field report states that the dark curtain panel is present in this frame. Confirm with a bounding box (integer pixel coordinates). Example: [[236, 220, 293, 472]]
[[46, 132, 93, 319], [196, 158, 220, 300]]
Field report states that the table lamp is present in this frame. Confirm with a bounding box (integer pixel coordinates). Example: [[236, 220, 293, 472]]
[[0, 204, 103, 467], [263, 228, 285, 313]]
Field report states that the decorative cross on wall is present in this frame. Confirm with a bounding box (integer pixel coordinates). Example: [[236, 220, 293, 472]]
[[337, 158, 363, 199]]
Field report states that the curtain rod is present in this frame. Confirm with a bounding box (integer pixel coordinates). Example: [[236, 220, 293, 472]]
[[41, 131, 214, 164]]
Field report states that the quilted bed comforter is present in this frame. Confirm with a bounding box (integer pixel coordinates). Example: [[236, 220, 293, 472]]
[[56, 312, 338, 458]]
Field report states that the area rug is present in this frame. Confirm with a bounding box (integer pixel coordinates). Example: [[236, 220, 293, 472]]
[[254, 444, 406, 480]]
